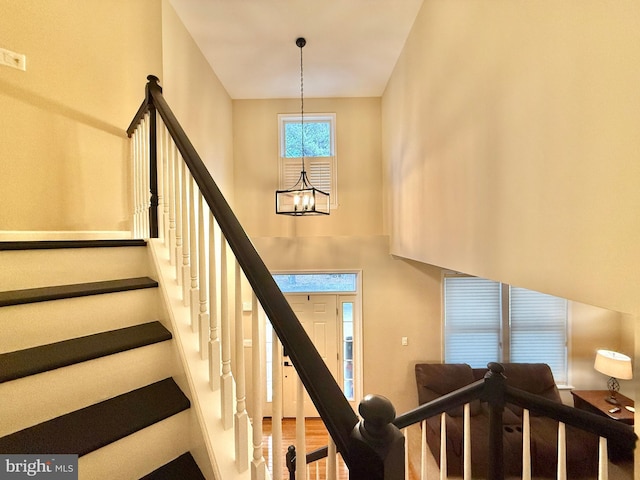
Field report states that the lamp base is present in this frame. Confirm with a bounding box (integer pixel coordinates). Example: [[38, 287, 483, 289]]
[[605, 395, 620, 405]]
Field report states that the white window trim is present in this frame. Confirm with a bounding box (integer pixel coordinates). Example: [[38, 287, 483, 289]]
[[278, 113, 338, 209]]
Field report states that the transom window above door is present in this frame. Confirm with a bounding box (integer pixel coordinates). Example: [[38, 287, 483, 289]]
[[278, 113, 338, 209]]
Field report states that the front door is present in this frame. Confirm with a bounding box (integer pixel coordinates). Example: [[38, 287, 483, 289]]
[[282, 294, 338, 417]]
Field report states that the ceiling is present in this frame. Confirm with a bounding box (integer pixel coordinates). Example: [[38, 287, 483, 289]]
[[169, 0, 424, 99]]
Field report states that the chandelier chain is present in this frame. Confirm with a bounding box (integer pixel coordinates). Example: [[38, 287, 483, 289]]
[[299, 40, 305, 174]]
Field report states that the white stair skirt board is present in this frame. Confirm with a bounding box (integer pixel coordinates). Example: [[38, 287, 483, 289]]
[[0, 342, 177, 438], [79, 410, 191, 480], [0, 231, 133, 241], [0, 288, 162, 353], [149, 238, 256, 480]]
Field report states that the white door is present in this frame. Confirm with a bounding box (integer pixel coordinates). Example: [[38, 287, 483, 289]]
[[283, 294, 338, 417]]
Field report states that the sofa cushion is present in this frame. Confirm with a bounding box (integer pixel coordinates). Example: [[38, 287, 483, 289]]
[[415, 363, 481, 416], [501, 363, 562, 416]]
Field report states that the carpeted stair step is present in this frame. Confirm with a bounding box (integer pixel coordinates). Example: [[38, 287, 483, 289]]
[[0, 277, 158, 307], [0, 378, 190, 456], [140, 452, 206, 480], [0, 321, 172, 383], [0, 239, 147, 251]]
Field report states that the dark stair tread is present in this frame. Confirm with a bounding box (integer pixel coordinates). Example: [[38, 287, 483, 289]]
[[0, 277, 158, 307], [0, 378, 190, 456], [0, 321, 172, 383], [0, 239, 147, 251], [140, 452, 206, 480]]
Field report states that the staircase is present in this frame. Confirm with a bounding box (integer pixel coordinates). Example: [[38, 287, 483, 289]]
[[0, 240, 206, 479]]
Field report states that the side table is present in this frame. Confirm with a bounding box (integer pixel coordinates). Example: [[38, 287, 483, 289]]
[[571, 390, 634, 425]]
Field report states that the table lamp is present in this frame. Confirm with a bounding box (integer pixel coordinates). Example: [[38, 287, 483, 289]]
[[594, 349, 633, 405]]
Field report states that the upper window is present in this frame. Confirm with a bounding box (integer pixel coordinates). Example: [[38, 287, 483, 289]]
[[278, 114, 337, 209], [443, 274, 568, 384]]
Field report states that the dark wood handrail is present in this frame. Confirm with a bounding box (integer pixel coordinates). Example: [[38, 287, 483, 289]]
[[132, 75, 359, 464]]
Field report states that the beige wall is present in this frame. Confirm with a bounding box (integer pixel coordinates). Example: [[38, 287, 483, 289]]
[[382, 1, 640, 316], [251, 236, 442, 414], [0, 0, 162, 232], [161, 1, 234, 200], [233, 97, 382, 236]]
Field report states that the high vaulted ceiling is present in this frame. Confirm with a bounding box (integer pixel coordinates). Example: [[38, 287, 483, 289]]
[[169, 0, 424, 99]]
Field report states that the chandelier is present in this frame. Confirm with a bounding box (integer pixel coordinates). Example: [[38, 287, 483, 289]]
[[275, 37, 330, 215]]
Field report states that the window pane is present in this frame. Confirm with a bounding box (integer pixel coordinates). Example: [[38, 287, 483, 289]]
[[284, 121, 331, 157], [444, 277, 501, 368], [510, 287, 568, 384], [342, 302, 354, 400], [273, 273, 357, 293]]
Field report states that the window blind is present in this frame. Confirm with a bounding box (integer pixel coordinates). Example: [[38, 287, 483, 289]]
[[444, 277, 501, 368], [510, 287, 568, 384]]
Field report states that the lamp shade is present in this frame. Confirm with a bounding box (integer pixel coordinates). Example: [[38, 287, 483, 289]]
[[594, 349, 633, 380]]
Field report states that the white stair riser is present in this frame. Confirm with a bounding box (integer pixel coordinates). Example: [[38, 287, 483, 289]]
[[78, 410, 191, 480], [0, 247, 152, 290], [0, 342, 179, 437], [0, 289, 161, 353]]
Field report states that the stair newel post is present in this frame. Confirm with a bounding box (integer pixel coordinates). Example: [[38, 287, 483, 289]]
[[145, 75, 160, 239], [234, 260, 249, 472], [483, 362, 506, 480], [198, 192, 209, 359], [348, 394, 405, 480], [286, 445, 297, 480], [220, 237, 233, 430], [251, 292, 267, 480], [208, 212, 221, 390], [189, 176, 200, 331], [181, 161, 191, 304]]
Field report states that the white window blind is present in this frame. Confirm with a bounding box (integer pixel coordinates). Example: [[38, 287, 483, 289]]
[[444, 277, 501, 367], [444, 275, 568, 383], [510, 287, 568, 384]]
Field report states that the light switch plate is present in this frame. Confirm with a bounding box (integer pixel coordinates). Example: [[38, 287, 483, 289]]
[[0, 47, 26, 71]]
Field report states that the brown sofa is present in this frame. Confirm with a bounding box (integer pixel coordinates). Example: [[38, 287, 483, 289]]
[[415, 363, 599, 478]]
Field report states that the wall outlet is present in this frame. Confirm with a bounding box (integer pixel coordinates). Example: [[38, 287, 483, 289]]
[[0, 47, 26, 71], [401, 336, 408, 346]]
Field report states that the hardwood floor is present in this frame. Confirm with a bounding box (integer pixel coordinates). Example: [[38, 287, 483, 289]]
[[262, 418, 420, 480], [262, 417, 349, 480]]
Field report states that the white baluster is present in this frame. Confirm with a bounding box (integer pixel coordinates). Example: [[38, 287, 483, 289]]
[[403, 427, 409, 480], [161, 122, 170, 244], [421, 419, 427, 480], [181, 162, 191, 303], [168, 140, 177, 265], [141, 114, 150, 237], [189, 176, 199, 330], [271, 328, 283, 480], [234, 261, 249, 472], [296, 376, 307, 480], [557, 422, 567, 480], [598, 436, 608, 480], [209, 213, 221, 390], [198, 193, 209, 359], [463, 403, 471, 480], [522, 409, 531, 480], [174, 148, 183, 283], [439, 412, 447, 480], [156, 113, 165, 242], [327, 437, 337, 480], [251, 293, 267, 480], [220, 238, 233, 429], [131, 127, 139, 237]]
